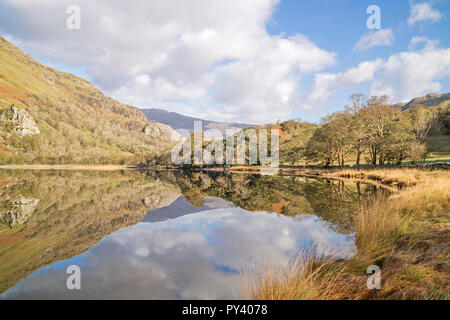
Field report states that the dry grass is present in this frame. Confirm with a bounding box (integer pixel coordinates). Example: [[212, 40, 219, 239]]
[[242, 169, 450, 300], [241, 249, 349, 300], [351, 171, 449, 270], [350, 197, 408, 271], [328, 168, 426, 187]]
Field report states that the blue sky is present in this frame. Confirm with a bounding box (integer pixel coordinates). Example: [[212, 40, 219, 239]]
[[267, 0, 450, 120], [1, 0, 449, 124], [269, 0, 449, 62]]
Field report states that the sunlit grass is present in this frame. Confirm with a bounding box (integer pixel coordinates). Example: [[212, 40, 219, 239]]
[[241, 249, 350, 300], [242, 169, 450, 300]]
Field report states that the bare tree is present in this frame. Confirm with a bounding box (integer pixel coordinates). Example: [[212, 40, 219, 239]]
[[408, 105, 435, 144]]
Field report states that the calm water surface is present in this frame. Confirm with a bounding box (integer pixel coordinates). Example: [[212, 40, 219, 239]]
[[0, 170, 387, 299]]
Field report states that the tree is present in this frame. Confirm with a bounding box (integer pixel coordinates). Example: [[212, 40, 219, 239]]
[[325, 111, 353, 166], [408, 105, 435, 144], [377, 114, 415, 165], [358, 96, 398, 165], [305, 111, 352, 166], [304, 94, 440, 167], [346, 93, 368, 165], [408, 141, 427, 164]]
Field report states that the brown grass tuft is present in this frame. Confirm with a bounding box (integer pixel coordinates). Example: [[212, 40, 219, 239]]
[[240, 249, 350, 300]]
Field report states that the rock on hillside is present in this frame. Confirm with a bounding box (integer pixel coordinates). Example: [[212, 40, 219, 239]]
[[0, 196, 39, 226], [143, 122, 182, 140], [9, 106, 40, 137]]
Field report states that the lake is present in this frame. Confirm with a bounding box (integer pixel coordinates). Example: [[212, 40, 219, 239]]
[[0, 170, 388, 299]]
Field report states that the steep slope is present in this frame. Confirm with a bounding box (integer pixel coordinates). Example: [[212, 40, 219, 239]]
[[0, 37, 176, 164], [401, 92, 450, 110], [141, 108, 254, 136]]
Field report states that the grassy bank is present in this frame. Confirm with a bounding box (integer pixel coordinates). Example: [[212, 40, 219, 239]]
[[242, 168, 450, 300]]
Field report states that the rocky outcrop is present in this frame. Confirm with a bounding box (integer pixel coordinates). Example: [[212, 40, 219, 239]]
[[142, 123, 161, 137], [0, 196, 39, 226], [155, 123, 182, 141], [142, 191, 179, 208], [10, 106, 40, 137], [142, 122, 182, 141]]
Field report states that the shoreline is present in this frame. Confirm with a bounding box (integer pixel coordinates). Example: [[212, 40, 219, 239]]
[[1, 162, 449, 173], [0, 164, 132, 171]]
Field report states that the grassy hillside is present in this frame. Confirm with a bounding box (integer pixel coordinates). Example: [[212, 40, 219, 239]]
[[0, 37, 175, 165], [402, 92, 450, 111]]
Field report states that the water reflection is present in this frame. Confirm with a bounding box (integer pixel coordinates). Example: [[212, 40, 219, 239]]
[[2, 208, 355, 299], [142, 196, 236, 223], [0, 169, 388, 298]]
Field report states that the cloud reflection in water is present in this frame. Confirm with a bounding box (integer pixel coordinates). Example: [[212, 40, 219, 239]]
[[2, 208, 355, 299]]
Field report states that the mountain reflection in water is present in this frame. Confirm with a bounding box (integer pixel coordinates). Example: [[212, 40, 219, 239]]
[[0, 170, 388, 299]]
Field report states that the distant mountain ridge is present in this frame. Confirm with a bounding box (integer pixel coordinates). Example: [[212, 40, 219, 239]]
[[141, 108, 254, 136], [400, 92, 450, 110]]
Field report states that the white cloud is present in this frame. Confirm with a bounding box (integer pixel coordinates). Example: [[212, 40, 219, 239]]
[[408, 2, 443, 25], [305, 46, 450, 108], [409, 36, 439, 51], [370, 47, 450, 101], [0, 0, 336, 124], [1, 0, 448, 123], [354, 29, 395, 51], [306, 59, 384, 106]]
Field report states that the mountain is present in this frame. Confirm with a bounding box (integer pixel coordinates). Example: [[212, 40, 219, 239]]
[[0, 37, 177, 165], [141, 108, 254, 136], [401, 92, 450, 110]]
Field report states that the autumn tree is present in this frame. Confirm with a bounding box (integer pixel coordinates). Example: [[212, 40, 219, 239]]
[[296, 94, 442, 167], [305, 123, 338, 166], [407, 105, 436, 143], [346, 93, 368, 165], [305, 111, 352, 166], [377, 114, 415, 164], [357, 96, 399, 165]]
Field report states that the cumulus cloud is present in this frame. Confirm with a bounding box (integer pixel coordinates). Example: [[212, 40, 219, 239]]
[[408, 1, 443, 25], [306, 45, 450, 108], [370, 47, 450, 101], [0, 0, 336, 123], [306, 59, 384, 107], [409, 36, 439, 51], [354, 29, 395, 51]]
